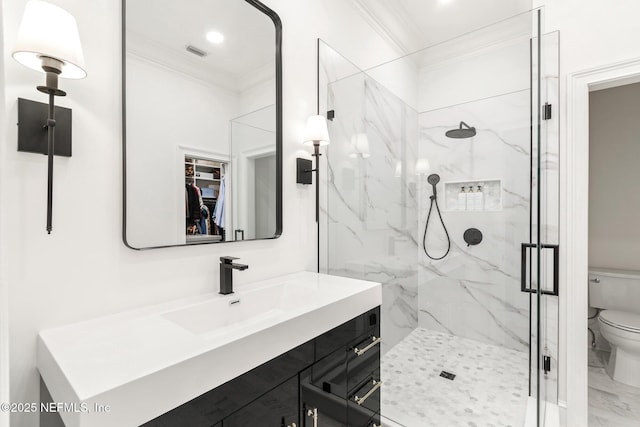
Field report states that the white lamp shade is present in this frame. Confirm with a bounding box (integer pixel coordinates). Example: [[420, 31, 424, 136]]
[[303, 115, 330, 146], [12, 1, 86, 79], [415, 158, 430, 175]]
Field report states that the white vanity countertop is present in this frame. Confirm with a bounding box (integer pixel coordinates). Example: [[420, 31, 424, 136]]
[[37, 271, 381, 427]]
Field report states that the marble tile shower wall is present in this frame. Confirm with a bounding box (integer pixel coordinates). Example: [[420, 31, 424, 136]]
[[326, 74, 419, 353], [417, 91, 532, 353]]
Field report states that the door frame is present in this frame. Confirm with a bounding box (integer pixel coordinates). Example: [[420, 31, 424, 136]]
[[564, 56, 640, 427]]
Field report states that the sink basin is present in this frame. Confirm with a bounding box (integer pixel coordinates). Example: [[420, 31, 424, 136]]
[[162, 280, 312, 335], [37, 271, 381, 427]]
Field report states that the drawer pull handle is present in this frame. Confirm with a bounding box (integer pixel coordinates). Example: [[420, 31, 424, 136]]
[[353, 379, 382, 405], [354, 336, 381, 356], [306, 407, 318, 427]]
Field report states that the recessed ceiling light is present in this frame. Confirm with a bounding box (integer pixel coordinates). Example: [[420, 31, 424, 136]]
[[439, 0, 453, 4], [206, 31, 224, 44]]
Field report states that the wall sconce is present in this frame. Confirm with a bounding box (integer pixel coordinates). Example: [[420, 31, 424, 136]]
[[296, 115, 330, 221], [12, 0, 86, 234]]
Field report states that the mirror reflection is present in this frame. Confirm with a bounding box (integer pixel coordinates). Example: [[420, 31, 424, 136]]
[[123, 0, 280, 248]]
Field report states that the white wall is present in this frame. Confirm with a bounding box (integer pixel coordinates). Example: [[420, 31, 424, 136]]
[[417, 38, 530, 112], [588, 82, 640, 271], [532, 0, 640, 417], [238, 78, 276, 116], [0, 0, 401, 426]]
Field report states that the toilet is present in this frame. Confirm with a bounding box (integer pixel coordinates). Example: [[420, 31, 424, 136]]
[[589, 268, 640, 388]]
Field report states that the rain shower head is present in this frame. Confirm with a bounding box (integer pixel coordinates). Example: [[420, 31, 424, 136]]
[[446, 121, 476, 139]]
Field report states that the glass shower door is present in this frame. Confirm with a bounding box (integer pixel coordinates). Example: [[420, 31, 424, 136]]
[[529, 9, 560, 426], [319, 7, 559, 426]]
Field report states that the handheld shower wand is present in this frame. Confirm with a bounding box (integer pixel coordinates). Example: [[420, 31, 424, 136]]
[[427, 173, 440, 198], [423, 174, 451, 260]]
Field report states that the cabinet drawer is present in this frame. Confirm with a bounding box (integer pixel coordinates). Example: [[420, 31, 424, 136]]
[[349, 375, 381, 414], [347, 335, 381, 396], [348, 377, 381, 426], [315, 307, 380, 361]]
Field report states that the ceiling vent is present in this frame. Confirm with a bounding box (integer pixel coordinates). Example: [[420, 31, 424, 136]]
[[185, 45, 207, 57]]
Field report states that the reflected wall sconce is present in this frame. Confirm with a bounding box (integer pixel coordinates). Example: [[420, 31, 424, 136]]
[[12, 0, 86, 234], [415, 158, 431, 175], [394, 160, 403, 178], [348, 133, 370, 158], [296, 114, 330, 221]]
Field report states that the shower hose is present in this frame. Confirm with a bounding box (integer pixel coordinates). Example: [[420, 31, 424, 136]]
[[422, 194, 451, 260]]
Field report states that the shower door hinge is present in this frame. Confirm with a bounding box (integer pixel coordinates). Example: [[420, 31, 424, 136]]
[[542, 103, 552, 120], [543, 355, 551, 374], [327, 110, 335, 121]]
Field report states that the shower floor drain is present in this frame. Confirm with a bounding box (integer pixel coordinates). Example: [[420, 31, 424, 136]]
[[439, 371, 456, 380]]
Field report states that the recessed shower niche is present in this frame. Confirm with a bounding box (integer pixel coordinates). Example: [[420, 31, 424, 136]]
[[443, 179, 502, 212]]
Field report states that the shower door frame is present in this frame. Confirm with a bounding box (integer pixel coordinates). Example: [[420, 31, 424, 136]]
[[317, 8, 560, 425]]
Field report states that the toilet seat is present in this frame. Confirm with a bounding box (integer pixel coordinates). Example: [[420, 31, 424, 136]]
[[599, 310, 640, 333]]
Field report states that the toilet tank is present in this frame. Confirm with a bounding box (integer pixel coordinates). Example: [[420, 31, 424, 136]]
[[589, 268, 640, 311]]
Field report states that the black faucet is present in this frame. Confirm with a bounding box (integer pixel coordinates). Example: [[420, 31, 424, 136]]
[[219, 256, 248, 295]]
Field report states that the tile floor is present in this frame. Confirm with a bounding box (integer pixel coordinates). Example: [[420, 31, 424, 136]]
[[381, 328, 529, 427], [588, 349, 640, 427]]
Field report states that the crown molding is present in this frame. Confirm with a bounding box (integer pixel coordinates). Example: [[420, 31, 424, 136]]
[[349, 0, 416, 56]]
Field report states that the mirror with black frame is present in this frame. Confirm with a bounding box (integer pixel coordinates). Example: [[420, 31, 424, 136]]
[[123, 0, 282, 249]]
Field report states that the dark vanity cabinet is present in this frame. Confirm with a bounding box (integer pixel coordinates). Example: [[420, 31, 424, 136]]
[[142, 306, 380, 427], [300, 311, 381, 427], [222, 376, 299, 426]]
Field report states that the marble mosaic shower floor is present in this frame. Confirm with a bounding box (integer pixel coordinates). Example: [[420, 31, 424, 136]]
[[381, 328, 529, 427]]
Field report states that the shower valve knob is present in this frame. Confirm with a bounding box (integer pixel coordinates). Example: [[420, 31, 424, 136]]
[[590, 278, 600, 283]]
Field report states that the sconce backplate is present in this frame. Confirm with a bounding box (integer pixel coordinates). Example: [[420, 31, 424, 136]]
[[17, 98, 72, 157], [296, 158, 313, 185]]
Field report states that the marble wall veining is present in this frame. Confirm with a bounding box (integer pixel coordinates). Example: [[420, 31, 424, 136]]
[[318, 27, 560, 409], [417, 85, 559, 403], [325, 73, 419, 352], [417, 90, 532, 352]]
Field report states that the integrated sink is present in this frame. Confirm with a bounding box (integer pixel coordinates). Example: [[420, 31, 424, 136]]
[[37, 271, 381, 427], [162, 280, 311, 335]]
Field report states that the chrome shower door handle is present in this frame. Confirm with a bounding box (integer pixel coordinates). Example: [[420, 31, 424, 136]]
[[590, 278, 601, 283]]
